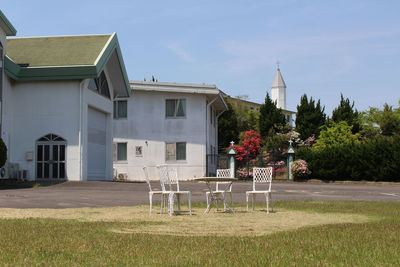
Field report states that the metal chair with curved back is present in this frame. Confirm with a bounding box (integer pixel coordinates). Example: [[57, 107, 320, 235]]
[[205, 169, 233, 211], [143, 166, 166, 214], [246, 167, 274, 213], [156, 165, 171, 214], [165, 167, 192, 216]]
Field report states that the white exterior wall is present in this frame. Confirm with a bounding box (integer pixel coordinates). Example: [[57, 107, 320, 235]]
[[5, 81, 81, 180], [1, 77, 114, 181], [206, 100, 218, 176], [113, 90, 211, 180]]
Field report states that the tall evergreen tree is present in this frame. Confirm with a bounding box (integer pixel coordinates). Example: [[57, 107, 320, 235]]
[[380, 104, 400, 136], [332, 93, 360, 133], [259, 93, 286, 138], [295, 94, 326, 140], [218, 100, 240, 152]]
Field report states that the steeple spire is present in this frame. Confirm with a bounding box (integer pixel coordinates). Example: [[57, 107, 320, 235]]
[[270, 62, 286, 109], [271, 63, 286, 89]]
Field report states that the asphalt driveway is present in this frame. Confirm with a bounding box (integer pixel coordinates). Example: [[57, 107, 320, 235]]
[[1, 180, 400, 209]]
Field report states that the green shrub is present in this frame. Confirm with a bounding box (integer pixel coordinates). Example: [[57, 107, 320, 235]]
[[0, 138, 6, 168], [297, 135, 400, 181]]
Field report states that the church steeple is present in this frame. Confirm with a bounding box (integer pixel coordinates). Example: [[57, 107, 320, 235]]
[[270, 61, 286, 109]]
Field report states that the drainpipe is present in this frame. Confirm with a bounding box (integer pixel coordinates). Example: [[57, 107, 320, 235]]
[[79, 80, 84, 180], [206, 96, 218, 175], [216, 109, 226, 154]]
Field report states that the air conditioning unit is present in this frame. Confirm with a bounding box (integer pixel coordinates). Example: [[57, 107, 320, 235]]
[[8, 163, 19, 179], [0, 163, 8, 179], [18, 170, 28, 181], [117, 172, 128, 181]]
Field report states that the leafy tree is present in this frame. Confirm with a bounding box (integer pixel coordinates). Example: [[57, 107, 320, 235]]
[[259, 93, 286, 138], [332, 93, 360, 133], [295, 94, 326, 140], [359, 107, 381, 139], [380, 103, 400, 136], [0, 138, 7, 168], [360, 101, 400, 138], [314, 121, 360, 148], [228, 96, 260, 132], [218, 100, 239, 152]]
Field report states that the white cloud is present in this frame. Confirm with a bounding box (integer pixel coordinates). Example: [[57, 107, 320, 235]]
[[165, 42, 194, 63], [218, 28, 400, 75]]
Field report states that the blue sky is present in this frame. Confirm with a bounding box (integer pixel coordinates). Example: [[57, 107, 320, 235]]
[[2, 0, 399, 114]]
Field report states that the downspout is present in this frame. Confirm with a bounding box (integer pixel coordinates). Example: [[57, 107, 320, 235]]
[[216, 109, 226, 154], [206, 96, 218, 175], [79, 80, 84, 180]]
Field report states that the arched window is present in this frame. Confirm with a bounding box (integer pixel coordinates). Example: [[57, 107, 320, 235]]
[[87, 71, 110, 99], [0, 42, 3, 132], [36, 134, 67, 179]]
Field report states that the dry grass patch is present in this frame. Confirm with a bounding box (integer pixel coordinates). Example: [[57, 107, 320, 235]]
[[0, 205, 372, 237]]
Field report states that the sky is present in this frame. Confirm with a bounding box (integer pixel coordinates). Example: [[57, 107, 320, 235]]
[[2, 0, 399, 115]]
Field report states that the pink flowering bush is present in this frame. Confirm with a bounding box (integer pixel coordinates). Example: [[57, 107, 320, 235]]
[[291, 160, 311, 180], [237, 167, 252, 179]]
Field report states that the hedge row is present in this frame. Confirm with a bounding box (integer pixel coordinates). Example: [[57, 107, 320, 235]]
[[296, 135, 400, 181]]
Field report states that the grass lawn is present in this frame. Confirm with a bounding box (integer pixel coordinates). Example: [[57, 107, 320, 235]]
[[0, 201, 399, 266]]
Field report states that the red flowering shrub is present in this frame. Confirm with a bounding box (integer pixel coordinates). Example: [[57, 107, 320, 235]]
[[230, 130, 262, 164]]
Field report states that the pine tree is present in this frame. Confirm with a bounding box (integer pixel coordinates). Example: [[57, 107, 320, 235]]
[[258, 93, 286, 138], [332, 93, 360, 133], [218, 100, 240, 152], [295, 94, 326, 140]]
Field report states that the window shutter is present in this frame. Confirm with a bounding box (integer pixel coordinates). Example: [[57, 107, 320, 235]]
[[113, 143, 117, 162], [166, 143, 176, 161]]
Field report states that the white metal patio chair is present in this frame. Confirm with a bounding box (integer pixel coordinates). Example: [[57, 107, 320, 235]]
[[156, 165, 171, 214], [246, 167, 274, 213], [165, 167, 192, 216], [205, 169, 233, 211], [143, 166, 167, 214]]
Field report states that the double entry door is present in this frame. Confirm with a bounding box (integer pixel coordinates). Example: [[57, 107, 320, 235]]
[[36, 134, 66, 179]]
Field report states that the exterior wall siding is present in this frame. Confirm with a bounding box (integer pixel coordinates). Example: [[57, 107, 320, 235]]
[[113, 90, 209, 180]]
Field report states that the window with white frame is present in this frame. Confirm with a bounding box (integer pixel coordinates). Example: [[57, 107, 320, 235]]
[[113, 100, 127, 119], [166, 142, 186, 161], [166, 99, 186, 118], [113, 142, 127, 161]]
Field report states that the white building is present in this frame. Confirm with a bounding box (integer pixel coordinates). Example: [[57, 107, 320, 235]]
[[0, 11, 130, 181], [270, 66, 296, 126], [113, 81, 228, 180]]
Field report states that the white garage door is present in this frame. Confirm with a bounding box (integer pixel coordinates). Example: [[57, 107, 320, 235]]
[[87, 107, 107, 180]]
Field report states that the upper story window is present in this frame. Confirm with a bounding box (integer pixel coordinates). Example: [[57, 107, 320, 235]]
[[166, 99, 186, 118], [88, 71, 110, 99], [113, 99, 127, 119]]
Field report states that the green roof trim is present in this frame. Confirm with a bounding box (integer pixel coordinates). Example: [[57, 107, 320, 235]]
[[0, 10, 17, 36], [4, 33, 130, 97]]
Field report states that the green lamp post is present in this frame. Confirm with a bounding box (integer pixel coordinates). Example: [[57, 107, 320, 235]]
[[227, 141, 237, 178], [286, 140, 295, 180]]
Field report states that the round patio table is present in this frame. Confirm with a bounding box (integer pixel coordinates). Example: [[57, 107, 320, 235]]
[[194, 177, 238, 213]]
